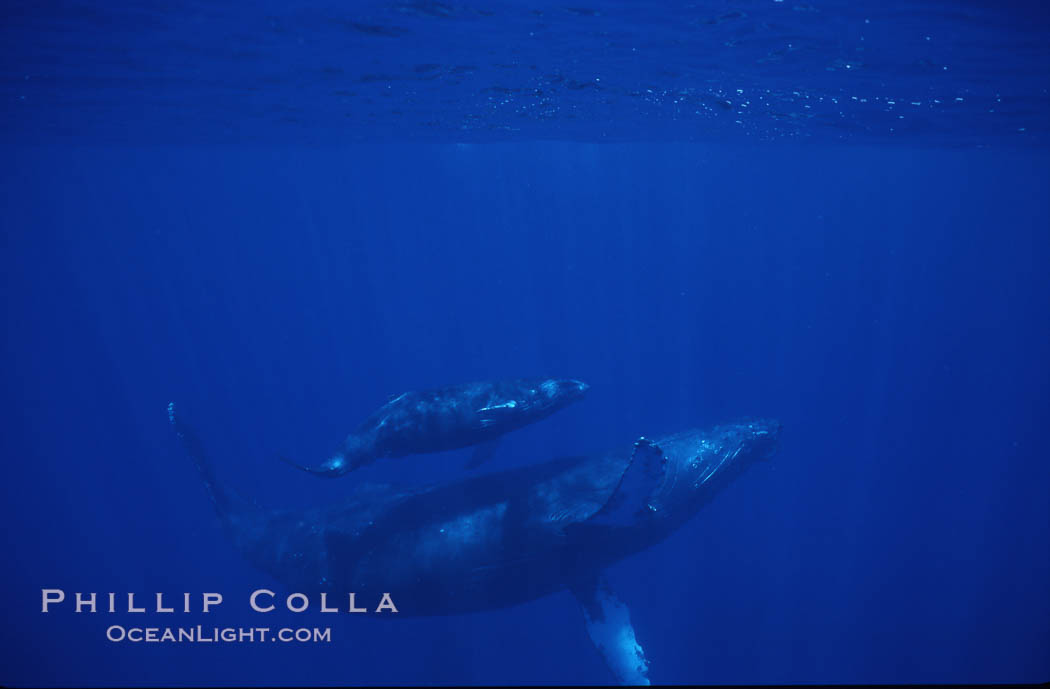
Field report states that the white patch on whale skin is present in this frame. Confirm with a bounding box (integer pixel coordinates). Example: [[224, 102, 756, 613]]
[[478, 400, 517, 413], [324, 455, 347, 472], [540, 380, 559, 397], [476, 400, 519, 428], [424, 503, 508, 560]]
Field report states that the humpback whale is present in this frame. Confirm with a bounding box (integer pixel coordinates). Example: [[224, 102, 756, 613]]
[[284, 377, 590, 476], [169, 403, 779, 684]]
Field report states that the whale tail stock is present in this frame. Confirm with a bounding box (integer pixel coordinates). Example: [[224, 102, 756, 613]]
[[167, 402, 265, 545]]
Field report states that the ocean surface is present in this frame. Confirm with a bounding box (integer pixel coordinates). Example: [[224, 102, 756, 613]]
[[2, 1, 1049, 686]]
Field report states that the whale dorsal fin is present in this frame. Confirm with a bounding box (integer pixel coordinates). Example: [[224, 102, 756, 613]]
[[570, 573, 650, 685], [586, 437, 666, 528]]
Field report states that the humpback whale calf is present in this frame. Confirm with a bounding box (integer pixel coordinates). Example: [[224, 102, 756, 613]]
[[284, 377, 590, 476], [169, 403, 779, 684]]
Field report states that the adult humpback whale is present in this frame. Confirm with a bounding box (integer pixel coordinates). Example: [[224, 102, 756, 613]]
[[169, 403, 779, 685], [284, 377, 590, 476]]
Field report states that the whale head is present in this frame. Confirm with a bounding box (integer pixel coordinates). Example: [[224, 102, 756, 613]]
[[537, 378, 590, 408], [647, 419, 781, 517]]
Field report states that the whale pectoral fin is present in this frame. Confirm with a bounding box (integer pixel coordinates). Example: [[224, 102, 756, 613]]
[[587, 438, 667, 527], [570, 573, 650, 686], [278, 453, 352, 479], [278, 454, 308, 472], [464, 437, 500, 470]]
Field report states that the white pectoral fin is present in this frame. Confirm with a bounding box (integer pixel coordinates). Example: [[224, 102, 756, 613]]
[[570, 574, 650, 686]]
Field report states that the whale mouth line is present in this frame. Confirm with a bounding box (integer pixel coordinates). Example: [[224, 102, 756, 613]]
[[693, 447, 734, 489]]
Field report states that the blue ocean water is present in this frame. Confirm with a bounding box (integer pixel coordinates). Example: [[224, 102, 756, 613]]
[[2, 1, 1049, 686]]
